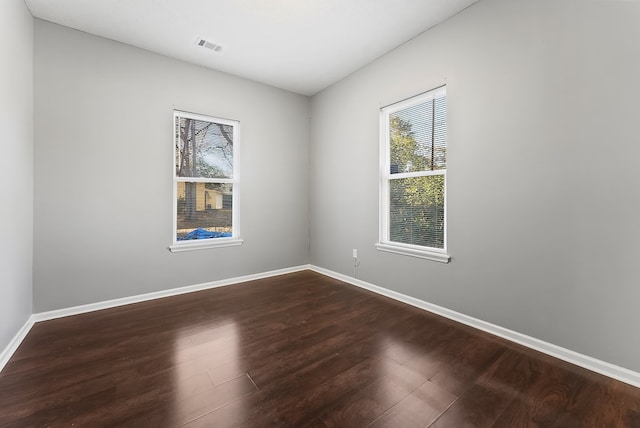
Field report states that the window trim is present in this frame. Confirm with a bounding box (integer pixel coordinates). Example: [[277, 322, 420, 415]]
[[169, 110, 242, 253], [377, 87, 450, 263]]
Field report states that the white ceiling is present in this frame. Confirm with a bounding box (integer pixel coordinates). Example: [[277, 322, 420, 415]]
[[25, 0, 477, 96]]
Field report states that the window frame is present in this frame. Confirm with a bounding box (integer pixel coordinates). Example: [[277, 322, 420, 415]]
[[169, 110, 242, 252], [376, 87, 450, 263]]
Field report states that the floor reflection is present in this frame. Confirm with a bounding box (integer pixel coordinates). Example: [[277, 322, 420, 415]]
[[170, 320, 244, 425]]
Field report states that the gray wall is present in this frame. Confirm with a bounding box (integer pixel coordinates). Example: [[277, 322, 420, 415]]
[[34, 20, 310, 312], [0, 0, 34, 351], [310, 0, 640, 372]]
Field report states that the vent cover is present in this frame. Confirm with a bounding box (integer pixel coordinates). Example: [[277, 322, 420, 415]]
[[195, 37, 222, 53]]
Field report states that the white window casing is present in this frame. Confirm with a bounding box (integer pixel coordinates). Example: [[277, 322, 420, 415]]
[[377, 86, 450, 263], [169, 110, 242, 252]]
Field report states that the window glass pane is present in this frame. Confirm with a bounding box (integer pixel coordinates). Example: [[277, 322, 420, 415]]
[[175, 116, 233, 179], [389, 94, 446, 174], [176, 182, 233, 240], [390, 175, 444, 248], [433, 96, 447, 169]]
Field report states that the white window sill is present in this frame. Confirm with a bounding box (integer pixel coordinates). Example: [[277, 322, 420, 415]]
[[169, 238, 243, 253], [375, 242, 450, 263]]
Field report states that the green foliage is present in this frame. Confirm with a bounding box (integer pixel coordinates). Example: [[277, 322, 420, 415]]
[[388, 117, 445, 249], [390, 116, 427, 173], [389, 115, 446, 173]]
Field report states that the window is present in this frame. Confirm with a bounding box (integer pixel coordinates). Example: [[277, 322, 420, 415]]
[[169, 111, 242, 252], [376, 87, 450, 263]]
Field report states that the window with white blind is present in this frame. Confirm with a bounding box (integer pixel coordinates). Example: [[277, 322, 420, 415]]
[[376, 87, 450, 263], [169, 111, 242, 252]]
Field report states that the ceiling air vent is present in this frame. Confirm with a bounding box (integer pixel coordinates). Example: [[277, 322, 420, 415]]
[[195, 37, 222, 53]]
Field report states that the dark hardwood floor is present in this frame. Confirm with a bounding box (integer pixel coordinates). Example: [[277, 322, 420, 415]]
[[1, 270, 639, 427]]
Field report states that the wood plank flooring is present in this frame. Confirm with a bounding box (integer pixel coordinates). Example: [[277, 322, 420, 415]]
[[1, 270, 639, 427]]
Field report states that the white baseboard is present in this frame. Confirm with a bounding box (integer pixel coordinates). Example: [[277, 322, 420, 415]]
[[4, 263, 640, 389], [0, 316, 35, 373], [308, 265, 640, 389], [1, 266, 310, 374], [32, 265, 310, 322]]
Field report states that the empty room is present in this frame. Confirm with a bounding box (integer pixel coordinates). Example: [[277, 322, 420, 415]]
[[2, 0, 640, 426]]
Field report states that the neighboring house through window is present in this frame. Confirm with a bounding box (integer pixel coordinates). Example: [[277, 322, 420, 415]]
[[376, 86, 450, 263], [169, 110, 242, 252]]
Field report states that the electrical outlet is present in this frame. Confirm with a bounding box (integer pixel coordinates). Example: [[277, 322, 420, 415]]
[[352, 249, 358, 258]]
